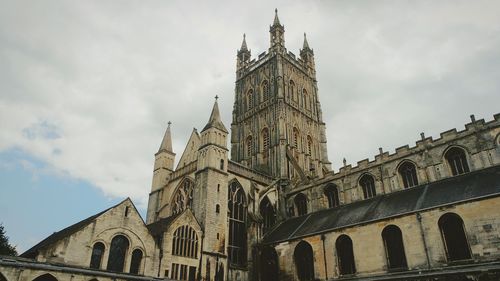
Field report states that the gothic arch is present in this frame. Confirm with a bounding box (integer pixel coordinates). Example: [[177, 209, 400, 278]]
[[228, 180, 247, 266], [261, 80, 270, 101], [303, 89, 310, 110], [171, 178, 195, 215], [289, 80, 296, 102], [336, 235, 356, 275], [172, 225, 199, 258], [260, 246, 279, 281], [294, 241, 315, 281], [259, 196, 276, 233], [246, 89, 254, 110], [324, 183, 340, 208], [32, 273, 58, 281], [306, 135, 313, 156], [294, 193, 308, 216], [262, 128, 270, 152], [358, 173, 376, 199], [89, 241, 105, 269], [246, 135, 253, 157], [106, 234, 130, 272], [397, 160, 419, 188], [438, 212, 472, 261], [443, 146, 470, 176], [292, 127, 300, 148], [382, 225, 408, 270]]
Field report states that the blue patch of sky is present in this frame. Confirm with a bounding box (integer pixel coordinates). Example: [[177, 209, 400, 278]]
[[0, 148, 143, 253]]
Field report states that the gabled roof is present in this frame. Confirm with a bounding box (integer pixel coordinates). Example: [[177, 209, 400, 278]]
[[176, 128, 200, 170], [147, 209, 201, 236], [21, 198, 132, 258], [263, 165, 500, 244]]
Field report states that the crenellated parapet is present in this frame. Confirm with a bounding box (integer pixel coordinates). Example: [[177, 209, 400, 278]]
[[285, 113, 500, 217]]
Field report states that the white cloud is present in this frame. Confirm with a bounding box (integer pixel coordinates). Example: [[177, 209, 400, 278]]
[[1, 0, 499, 208]]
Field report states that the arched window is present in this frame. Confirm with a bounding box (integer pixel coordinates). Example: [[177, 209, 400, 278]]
[[382, 225, 408, 270], [292, 127, 300, 148], [107, 235, 129, 272], [445, 147, 470, 176], [260, 196, 276, 234], [324, 184, 340, 208], [398, 161, 418, 188], [171, 179, 194, 215], [262, 80, 269, 101], [262, 128, 270, 152], [129, 249, 143, 274], [89, 242, 105, 269], [228, 181, 247, 266], [32, 274, 58, 281], [438, 213, 471, 261], [290, 80, 296, 102], [247, 89, 254, 110], [359, 174, 376, 199], [303, 89, 309, 110], [306, 136, 313, 155], [172, 225, 199, 258], [246, 136, 253, 157], [260, 246, 279, 281], [336, 235, 356, 275], [294, 193, 308, 216], [294, 241, 315, 281]]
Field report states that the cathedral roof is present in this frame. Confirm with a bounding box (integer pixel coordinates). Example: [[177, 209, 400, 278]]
[[21, 198, 134, 258], [201, 98, 228, 133], [263, 164, 500, 244]]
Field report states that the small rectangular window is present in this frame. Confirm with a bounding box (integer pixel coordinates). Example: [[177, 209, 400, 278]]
[[125, 206, 129, 217]]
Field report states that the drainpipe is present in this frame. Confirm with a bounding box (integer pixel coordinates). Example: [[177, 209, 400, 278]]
[[416, 213, 431, 269], [321, 234, 328, 280]]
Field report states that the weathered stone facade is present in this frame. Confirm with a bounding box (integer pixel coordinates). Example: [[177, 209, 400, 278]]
[[1, 10, 500, 281]]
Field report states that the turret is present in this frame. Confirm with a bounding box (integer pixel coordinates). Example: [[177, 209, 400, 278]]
[[269, 9, 285, 53], [151, 122, 175, 192], [237, 34, 251, 70], [300, 33, 316, 74]]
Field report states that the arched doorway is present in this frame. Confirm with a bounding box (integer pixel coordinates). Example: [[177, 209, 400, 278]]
[[336, 235, 356, 275], [260, 246, 279, 281], [294, 241, 314, 281], [382, 225, 408, 270], [439, 213, 472, 261]]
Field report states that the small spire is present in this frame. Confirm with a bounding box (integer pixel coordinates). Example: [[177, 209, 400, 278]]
[[202, 97, 228, 133], [272, 8, 281, 26], [159, 121, 173, 152], [240, 34, 248, 51], [303, 32, 310, 49]]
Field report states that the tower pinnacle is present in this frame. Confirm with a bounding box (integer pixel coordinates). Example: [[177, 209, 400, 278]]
[[303, 32, 310, 50], [159, 121, 173, 152], [202, 97, 228, 133], [273, 8, 281, 26], [240, 34, 248, 52]]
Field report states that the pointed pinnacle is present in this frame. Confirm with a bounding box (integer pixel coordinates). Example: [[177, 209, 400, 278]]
[[159, 122, 173, 152], [240, 34, 248, 51], [303, 32, 310, 49], [273, 8, 281, 26], [202, 98, 228, 133]]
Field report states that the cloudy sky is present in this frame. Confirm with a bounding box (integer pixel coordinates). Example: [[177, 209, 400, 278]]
[[1, 1, 499, 252]]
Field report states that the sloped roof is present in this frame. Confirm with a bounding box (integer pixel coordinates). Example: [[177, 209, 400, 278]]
[[21, 199, 131, 258], [146, 213, 180, 236], [263, 165, 500, 244]]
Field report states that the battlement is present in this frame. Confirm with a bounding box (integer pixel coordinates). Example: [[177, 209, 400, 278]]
[[335, 113, 500, 176]]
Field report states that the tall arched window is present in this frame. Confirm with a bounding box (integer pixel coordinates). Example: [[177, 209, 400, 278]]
[[445, 147, 470, 176], [262, 80, 269, 101], [306, 136, 313, 155], [129, 249, 143, 274], [336, 235, 356, 275], [172, 225, 199, 258], [290, 80, 296, 102], [324, 184, 340, 208], [398, 161, 418, 188], [89, 242, 105, 269], [107, 235, 129, 272], [303, 89, 309, 110], [439, 213, 471, 261], [294, 193, 308, 216], [260, 196, 276, 234], [262, 128, 270, 152], [246, 136, 253, 157], [228, 181, 247, 266], [247, 89, 254, 110], [260, 246, 279, 281], [294, 241, 315, 281], [359, 174, 376, 199], [382, 225, 408, 270], [171, 179, 194, 215], [292, 127, 300, 148], [33, 274, 58, 281]]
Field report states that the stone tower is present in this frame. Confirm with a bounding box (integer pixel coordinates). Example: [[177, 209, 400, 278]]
[[193, 98, 229, 275], [230, 9, 331, 181], [147, 122, 175, 223]]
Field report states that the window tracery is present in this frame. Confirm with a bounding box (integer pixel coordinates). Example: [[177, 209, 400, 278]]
[[228, 181, 247, 266], [172, 225, 199, 258], [171, 179, 194, 215]]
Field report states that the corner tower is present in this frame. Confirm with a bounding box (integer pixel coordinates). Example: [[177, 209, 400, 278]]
[[230, 10, 331, 180]]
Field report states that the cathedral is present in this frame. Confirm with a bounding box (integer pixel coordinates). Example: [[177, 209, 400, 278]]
[[1, 10, 500, 281]]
